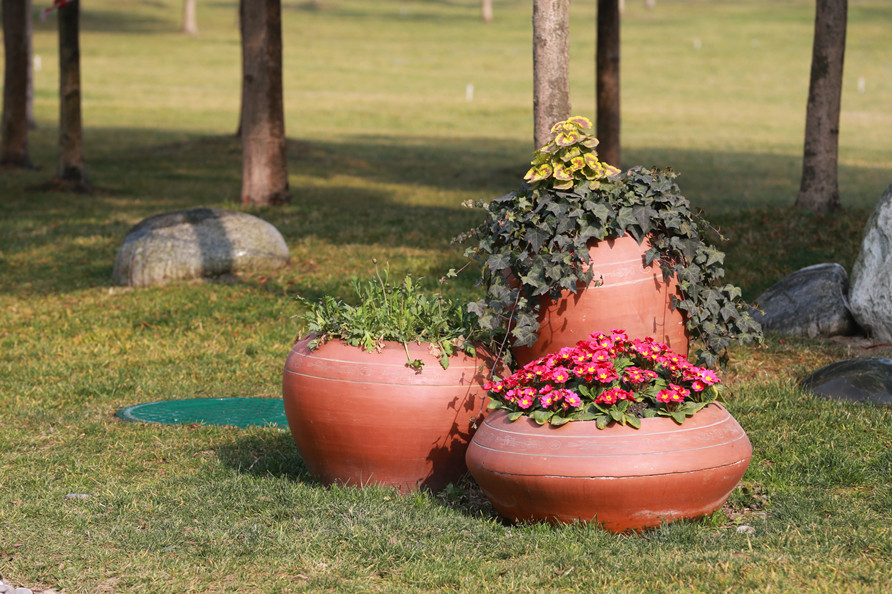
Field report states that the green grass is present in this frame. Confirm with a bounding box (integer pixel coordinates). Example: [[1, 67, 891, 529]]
[[1, 0, 891, 591]]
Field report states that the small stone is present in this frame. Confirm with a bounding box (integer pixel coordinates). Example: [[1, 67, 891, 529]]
[[752, 263, 859, 338], [12, 588, 34, 594], [801, 358, 892, 405], [736, 525, 756, 535], [0, 584, 11, 593], [112, 207, 289, 287], [64, 493, 91, 499]]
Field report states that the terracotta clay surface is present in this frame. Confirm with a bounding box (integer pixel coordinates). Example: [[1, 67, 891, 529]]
[[466, 405, 752, 532], [283, 337, 495, 493], [512, 235, 689, 366]]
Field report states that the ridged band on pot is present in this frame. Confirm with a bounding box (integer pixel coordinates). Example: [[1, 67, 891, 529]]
[[512, 235, 689, 366], [282, 336, 498, 493], [465, 404, 752, 532]]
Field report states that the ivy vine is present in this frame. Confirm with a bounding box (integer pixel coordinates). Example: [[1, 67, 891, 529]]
[[457, 117, 762, 367]]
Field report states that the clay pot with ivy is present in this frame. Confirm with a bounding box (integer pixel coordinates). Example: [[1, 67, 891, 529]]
[[457, 116, 761, 367], [282, 268, 501, 493]]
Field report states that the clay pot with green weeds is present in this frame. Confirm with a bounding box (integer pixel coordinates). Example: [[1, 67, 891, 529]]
[[457, 116, 762, 367], [282, 268, 500, 493]]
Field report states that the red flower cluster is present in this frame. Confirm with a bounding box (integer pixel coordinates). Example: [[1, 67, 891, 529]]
[[484, 330, 721, 421]]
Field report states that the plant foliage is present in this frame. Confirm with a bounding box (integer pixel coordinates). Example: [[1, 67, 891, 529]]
[[297, 267, 485, 370], [484, 329, 724, 427], [458, 117, 762, 367]]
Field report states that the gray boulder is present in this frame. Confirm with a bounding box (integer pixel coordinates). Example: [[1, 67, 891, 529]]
[[801, 358, 892, 405], [752, 263, 859, 338], [849, 182, 892, 342], [113, 207, 289, 287]]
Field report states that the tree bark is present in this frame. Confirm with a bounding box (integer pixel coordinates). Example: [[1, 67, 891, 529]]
[[240, 0, 289, 206], [58, 0, 89, 189], [795, 0, 847, 214], [2, 0, 33, 168], [183, 0, 198, 35], [481, 0, 493, 23], [532, 0, 571, 149], [26, 0, 35, 130], [596, 0, 621, 168]]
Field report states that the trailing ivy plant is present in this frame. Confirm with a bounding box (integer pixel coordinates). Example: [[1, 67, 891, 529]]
[[297, 266, 486, 370], [456, 117, 762, 367]]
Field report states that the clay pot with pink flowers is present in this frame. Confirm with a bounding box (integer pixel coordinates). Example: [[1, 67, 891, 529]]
[[465, 330, 752, 532]]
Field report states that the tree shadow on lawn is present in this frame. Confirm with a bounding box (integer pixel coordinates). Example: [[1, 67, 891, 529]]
[[33, 6, 176, 35], [2, 129, 887, 298]]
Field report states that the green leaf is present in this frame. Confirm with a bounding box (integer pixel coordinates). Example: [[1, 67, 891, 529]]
[[595, 415, 610, 429], [625, 415, 641, 429], [507, 411, 525, 421], [549, 415, 572, 426], [531, 410, 554, 425]]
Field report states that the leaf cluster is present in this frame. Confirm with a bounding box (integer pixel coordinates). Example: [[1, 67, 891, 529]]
[[458, 118, 762, 367], [297, 268, 485, 370]]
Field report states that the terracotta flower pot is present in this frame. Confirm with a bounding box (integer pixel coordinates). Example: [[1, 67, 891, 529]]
[[512, 234, 688, 366], [282, 337, 498, 493], [466, 404, 752, 532]]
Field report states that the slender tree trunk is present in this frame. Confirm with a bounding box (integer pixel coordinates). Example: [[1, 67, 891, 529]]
[[26, 0, 36, 130], [795, 0, 847, 214], [240, 0, 289, 206], [2, 0, 33, 168], [58, 0, 89, 189], [183, 0, 198, 35], [532, 0, 571, 149], [481, 0, 493, 23], [596, 0, 621, 168]]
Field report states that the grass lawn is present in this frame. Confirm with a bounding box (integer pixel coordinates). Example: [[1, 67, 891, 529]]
[[1, 0, 891, 591]]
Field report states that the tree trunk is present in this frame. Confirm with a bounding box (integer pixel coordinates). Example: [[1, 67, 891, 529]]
[[596, 0, 621, 168], [2, 0, 33, 168], [27, 0, 35, 130], [240, 0, 289, 206], [795, 0, 847, 214], [481, 0, 493, 23], [58, 0, 89, 190], [532, 0, 571, 149], [183, 0, 198, 35]]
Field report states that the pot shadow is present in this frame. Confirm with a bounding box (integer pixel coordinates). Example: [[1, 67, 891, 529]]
[[214, 430, 316, 483]]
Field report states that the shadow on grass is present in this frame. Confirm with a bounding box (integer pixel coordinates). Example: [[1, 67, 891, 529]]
[[1, 127, 886, 298], [215, 429, 316, 482], [33, 6, 176, 35]]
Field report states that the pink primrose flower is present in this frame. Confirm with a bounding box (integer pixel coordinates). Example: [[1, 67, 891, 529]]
[[558, 389, 582, 408], [697, 369, 721, 385], [545, 366, 573, 384], [622, 367, 648, 384], [669, 384, 690, 399], [596, 386, 634, 405], [594, 366, 619, 383]]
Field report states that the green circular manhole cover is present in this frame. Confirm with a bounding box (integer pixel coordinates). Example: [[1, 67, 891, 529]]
[[115, 397, 288, 429]]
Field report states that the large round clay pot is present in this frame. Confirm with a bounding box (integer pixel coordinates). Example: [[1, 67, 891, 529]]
[[282, 337, 497, 493], [466, 404, 752, 532], [512, 235, 688, 366]]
